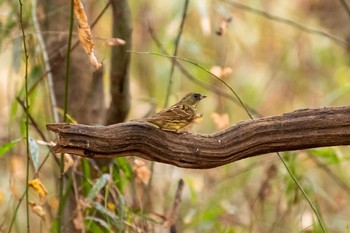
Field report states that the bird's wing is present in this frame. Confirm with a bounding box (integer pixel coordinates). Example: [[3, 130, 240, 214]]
[[152, 104, 195, 120]]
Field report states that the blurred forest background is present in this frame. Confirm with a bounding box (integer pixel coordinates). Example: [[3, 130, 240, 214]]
[[1, 0, 350, 232]]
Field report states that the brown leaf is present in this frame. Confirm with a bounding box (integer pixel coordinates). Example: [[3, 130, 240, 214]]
[[63, 153, 74, 173], [73, 0, 101, 69], [216, 17, 232, 36], [29, 201, 46, 218], [133, 159, 151, 185], [73, 198, 89, 231], [73, 209, 85, 230], [210, 66, 233, 79], [105, 38, 126, 46]]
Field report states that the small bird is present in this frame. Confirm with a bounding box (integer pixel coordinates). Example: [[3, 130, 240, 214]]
[[144, 92, 207, 132]]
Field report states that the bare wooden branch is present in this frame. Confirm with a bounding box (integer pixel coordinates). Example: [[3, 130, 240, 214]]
[[47, 106, 350, 169]]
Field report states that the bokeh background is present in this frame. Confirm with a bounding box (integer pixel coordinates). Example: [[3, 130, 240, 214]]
[[1, 0, 350, 232]]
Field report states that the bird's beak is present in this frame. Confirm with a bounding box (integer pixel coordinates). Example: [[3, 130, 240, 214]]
[[200, 95, 207, 100]]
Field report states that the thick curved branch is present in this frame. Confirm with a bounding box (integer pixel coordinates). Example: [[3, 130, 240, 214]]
[[47, 106, 350, 169]]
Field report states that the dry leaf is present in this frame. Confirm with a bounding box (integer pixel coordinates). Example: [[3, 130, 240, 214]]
[[28, 178, 48, 198], [133, 159, 151, 185], [78, 198, 91, 209], [73, 0, 101, 69], [211, 113, 230, 129], [29, 201, 46, 218], [73, 204, 85, 230], [221, 67, 233, 77], [105, 38, 126, 46], [210, 66, 232, 79], [73, 198, 89, 231], [216, 17, 232, 36], [48, 197, 59, 210]]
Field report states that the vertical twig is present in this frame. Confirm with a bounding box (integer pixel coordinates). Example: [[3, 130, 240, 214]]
[[18, 0, 30, 232], [226, 0, 348, 47], [164, 0, 189, 107], [57, 0, 74, 232], [8, 192, 27, 233], [165, 179, 184, 232]]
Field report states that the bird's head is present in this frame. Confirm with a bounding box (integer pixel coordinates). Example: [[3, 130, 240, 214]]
[[179, 92, 207, 107]]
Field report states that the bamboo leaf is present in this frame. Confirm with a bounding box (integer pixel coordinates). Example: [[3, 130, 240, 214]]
[[0, 138, 22, 157], [86, 174, 110, 203]]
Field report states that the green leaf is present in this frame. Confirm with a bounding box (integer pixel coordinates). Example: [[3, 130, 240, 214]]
[[117, 192, 125, 231], [91, 202, 122, 230], [310, 148, 340, 165], [81, 159, 92, 194], [112, 158, 133, 191], [85, 216, 112, 232], [28, 137, 40, 172], [86, 174, 110, 203], [116, 158, 133, 180], [0, 138, 22, 157]]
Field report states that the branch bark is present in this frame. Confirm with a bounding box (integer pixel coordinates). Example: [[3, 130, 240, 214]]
[[47, 106, 350, 169]]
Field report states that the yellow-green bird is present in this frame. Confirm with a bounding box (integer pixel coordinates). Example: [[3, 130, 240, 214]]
[[145, 92, 206, 132]]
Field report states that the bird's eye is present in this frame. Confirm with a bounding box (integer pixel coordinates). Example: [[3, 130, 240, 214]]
[[193, 93, 200, 99]]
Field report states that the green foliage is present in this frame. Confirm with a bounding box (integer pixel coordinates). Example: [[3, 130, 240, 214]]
[[0, 138, 21, 157], [310, 148, 341, 165], [86, 174, 110, 203], [112, 158, 133, 191]]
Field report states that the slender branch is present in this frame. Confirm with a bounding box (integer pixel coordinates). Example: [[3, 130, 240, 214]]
[[225, 0, 349, 48], [47, 106, 350, 169], [165, 179, 184, 232], [164, 0, 189, 107], [18, 0, 30, 231], [338, 0, 350, 21], [57, 0, 74, 231], [277, 153, 327, 232]]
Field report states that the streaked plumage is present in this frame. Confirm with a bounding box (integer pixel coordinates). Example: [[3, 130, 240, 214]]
[[145, 93, 206, 132]]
